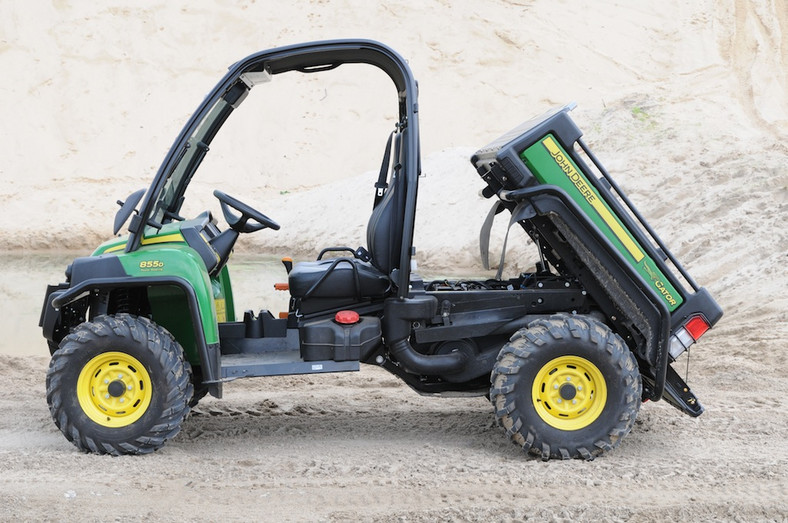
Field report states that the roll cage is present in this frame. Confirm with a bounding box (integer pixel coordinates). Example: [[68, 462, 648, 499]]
[[125, 39, 422, 299]]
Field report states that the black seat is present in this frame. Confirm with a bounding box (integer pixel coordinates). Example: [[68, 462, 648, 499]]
[[288, 151, 405, 300]]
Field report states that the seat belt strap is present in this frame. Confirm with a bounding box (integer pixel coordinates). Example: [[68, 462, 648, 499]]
[[495, 210, 515, 281], [480, 200, 535, 280], [479, 200, 503, 271], [374, 131, 395, 208]]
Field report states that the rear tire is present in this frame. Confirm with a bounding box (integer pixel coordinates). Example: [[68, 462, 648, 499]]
[[46, 314, 193, 455], [490, 315, 641, 460]]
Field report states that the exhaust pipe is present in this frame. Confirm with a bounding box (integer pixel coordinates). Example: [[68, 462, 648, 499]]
[[388, 338, 466, 375], [383, 296, 467, 375]]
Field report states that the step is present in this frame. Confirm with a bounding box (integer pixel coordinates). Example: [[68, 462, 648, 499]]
[[220, 350, 359, 379]]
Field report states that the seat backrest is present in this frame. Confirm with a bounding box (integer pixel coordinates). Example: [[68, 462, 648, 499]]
[[366, 165, 404, 275]]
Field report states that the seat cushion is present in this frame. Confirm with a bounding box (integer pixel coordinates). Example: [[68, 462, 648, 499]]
[[288, 258, 391, 299]]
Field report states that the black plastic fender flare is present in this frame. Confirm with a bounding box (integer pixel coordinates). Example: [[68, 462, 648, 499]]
[[49, 276, 220, 385]]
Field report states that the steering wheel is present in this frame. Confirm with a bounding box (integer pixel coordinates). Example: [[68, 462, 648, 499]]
[[213, 190, 280, 233]]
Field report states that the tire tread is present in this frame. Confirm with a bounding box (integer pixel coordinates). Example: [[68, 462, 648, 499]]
[[46, 314, 193, 455], [490, 314, 641, 461]]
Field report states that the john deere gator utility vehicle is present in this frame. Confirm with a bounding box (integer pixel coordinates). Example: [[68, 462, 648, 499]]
[[41, 40, 722, 459]]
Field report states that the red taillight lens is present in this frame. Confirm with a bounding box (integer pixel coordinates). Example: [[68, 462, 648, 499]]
[[685, 315, 710, 341]]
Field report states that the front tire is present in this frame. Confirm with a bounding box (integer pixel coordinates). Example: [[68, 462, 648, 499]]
[[46, 314, 193, 455], [490, 315, 641, 460]]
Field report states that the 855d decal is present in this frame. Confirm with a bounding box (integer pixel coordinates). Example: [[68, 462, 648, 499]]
[[139, 260, 165, 271]]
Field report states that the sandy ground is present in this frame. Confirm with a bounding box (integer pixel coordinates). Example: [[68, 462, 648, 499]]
[[1, 0, 787, 521]]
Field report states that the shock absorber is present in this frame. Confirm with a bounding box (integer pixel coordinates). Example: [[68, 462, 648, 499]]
[[111, 288, 132, 314]]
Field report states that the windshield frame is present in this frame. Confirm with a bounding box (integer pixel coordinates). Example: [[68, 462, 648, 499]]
[[148, 95, 239, 228]]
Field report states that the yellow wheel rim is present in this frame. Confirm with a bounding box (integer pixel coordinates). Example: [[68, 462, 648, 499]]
[[532, 355, 607, 431], [76, 352, 153, 428]]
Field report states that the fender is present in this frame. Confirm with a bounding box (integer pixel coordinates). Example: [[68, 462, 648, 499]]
[[48, 275, 221, 386], [44, 247, 223, 386]]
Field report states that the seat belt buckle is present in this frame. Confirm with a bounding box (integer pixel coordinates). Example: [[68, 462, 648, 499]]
[[354, 247, 372, 263]]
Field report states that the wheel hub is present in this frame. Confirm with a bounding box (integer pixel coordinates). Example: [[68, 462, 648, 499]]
[[559, 383, 577, 400], [76, 352, 153, 427], [531, 355, 608, 431], [107, 380, 126, 398]]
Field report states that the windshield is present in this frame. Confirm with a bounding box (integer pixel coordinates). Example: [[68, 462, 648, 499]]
[[150, 97, 236, 227]]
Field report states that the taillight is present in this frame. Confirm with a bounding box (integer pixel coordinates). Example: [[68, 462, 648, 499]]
[[684, 315, 710, 341], [668, 315, 711, 360]]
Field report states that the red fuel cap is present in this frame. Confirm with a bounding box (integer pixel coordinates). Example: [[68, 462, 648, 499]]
[[335, 310, 360, 325]]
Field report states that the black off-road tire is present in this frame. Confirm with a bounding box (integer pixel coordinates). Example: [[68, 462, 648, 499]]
[[46, 314, 193, 455], [490, 315, 641, 461]]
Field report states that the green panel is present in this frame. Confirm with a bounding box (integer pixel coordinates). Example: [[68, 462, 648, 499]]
[[147, 285, 199, 363], [92, 235, 127, 256], [520, 134, 682, 310], [92, 222, 186, 255], [116, 244, 220, 344]]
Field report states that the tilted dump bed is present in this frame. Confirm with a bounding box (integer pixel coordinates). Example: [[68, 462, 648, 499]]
[[472, 105, 722, 414]]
